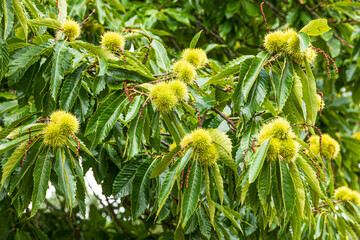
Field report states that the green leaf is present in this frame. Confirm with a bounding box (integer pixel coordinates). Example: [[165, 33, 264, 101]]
[[297, 32, 310, 52], [98, 58, 107, 76], [217, 149, 237, 172], [242, 52, 270, 101], [204, 55, 254, 85], [131, 158, 156, 219], [290, 198, 303, 240], [124, 95, 142, 123], [294, 64, 317, 124], [29, 18, 62, 29], [288, 161, 305, 219], [242, 68, 268, 121], [127, 105, 146, 158], [295, 156, 325, 198], [123, 52, 154, 78], [249, 138, 270, 183], [51, 40, 71, 99], [304, 60, 318, 122], [0, 134, 28, 154], [157, 148, 193, 215], [9, 141, 43, 194], [12, 0, 28, 41], [233, 58, 251, 113], [106, 68, 154, 87], [75, 41, 117, 60], [197, 207, 211, 239], [7, 40, 54, 77], [31, 147, 52, 216], [277, 57, 294, 111], [59, 64, 86, 110], [165, 9, 190, 26], [257, 161, 270, 213], [182, 160, 202, 227], [54, 148, 76, 210], [0, 136, 41, 186], [113, 162, 140, 198], [211, 163, 224, 205], [92, 94, 129, 145], [215, 203, 243, 232], [162, 113, 182, 144], [300, 19, 331, 36], [94, 0, 105, 23], [85, 92, 119, 135], [152, 40, 171, 71], [279, 161, 295, 223], [189, 30, 203, 48], [0, 39, 9, 81], [204, 166, 215, 226], [0, 114, 36, 140], [57, 0, 67, 24], [283, 74, 305, 128], [208, 128, 232, 156], [150, 145, 181, 178], [3, 0, 14, 39], [0, 100, 17, 118]]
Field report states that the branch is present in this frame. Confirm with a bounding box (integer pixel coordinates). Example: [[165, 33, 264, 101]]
[[161, 140, 170, 147], [312, 200, 344, 211], [211, 106, 237, 130], [210, 84, 231, 92], [86, 177, 125, 233]]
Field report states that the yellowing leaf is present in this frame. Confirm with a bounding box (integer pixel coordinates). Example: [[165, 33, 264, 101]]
[[300, 19, 331, 36]]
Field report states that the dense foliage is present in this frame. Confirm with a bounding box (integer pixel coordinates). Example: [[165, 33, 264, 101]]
[[0, 0, 360, 239]]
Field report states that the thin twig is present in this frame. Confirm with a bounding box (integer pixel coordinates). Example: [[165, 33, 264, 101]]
[[153, 72, 172, 78], [211, 107, 237, 130], [136, 75, 176, 86], [80, 9, 96, 26]]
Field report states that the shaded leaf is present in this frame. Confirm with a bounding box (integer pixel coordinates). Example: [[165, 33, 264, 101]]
[[113, 162, 140, 198], [31, 147, 52, 216], [197, 207, 211, 239], [59, 64, 86, 110], [279, 161, 295, 223], [150, 145, 181, 179], [131, 158, 156, 219]]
